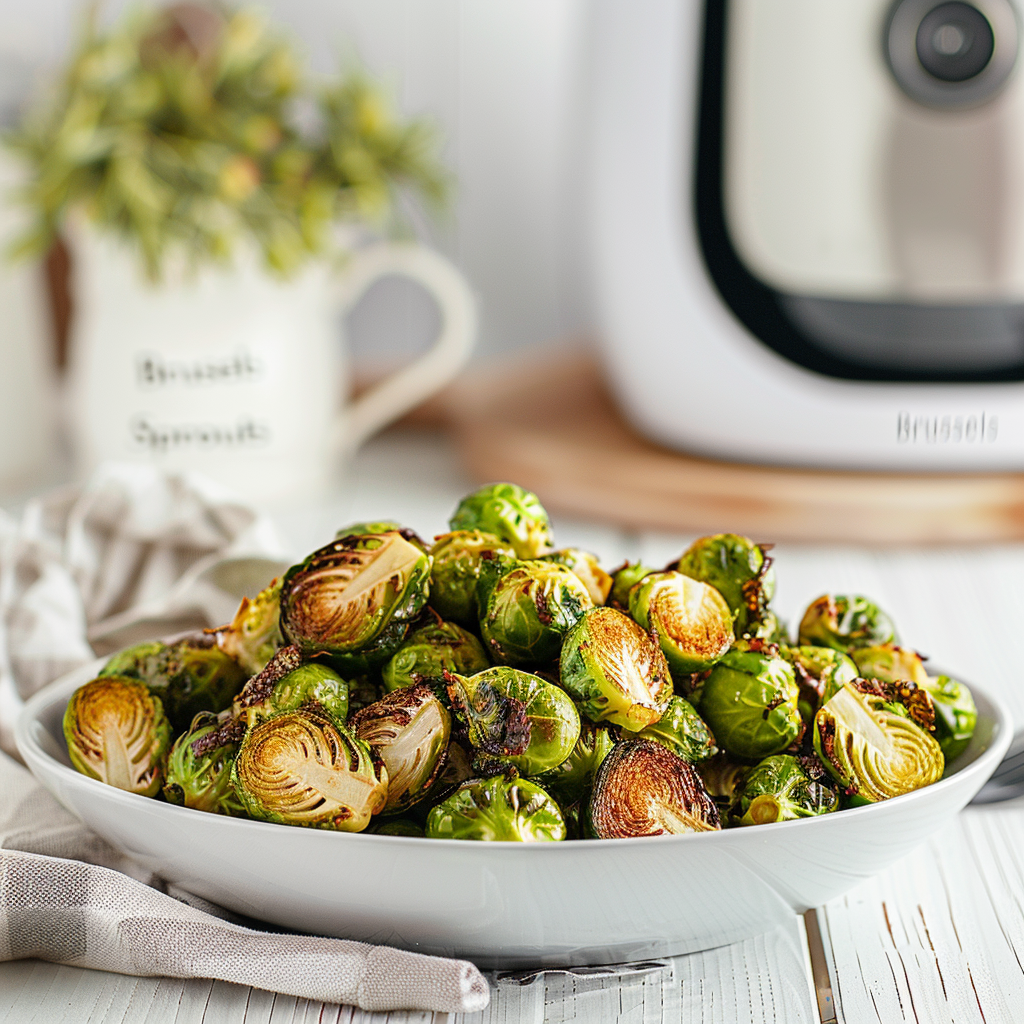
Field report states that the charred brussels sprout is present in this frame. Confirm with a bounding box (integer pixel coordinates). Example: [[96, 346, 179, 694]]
[[677, 534, 775, 636], [608, 561, 655, 610], [628, 571, 733, 676], [64, 677, 171, 797], [588, 740, 721, 838], [782, 645, 858, 722], [923, 675, 977, 762], [236, 657, 349, 728], [532, 721, 616, 806], [539, 549, 613, 605], [428, 530, 517, 626], [850, 644, 929, 687], [446, 666, 580, 775], [477, 558, 592, 667], [279, 531, 431, 670], [559, 607, 672, 730], [100, 633, 247, 734], [382, 620, 489, 692], [813, 680, 943, 803], [232, 705, 387, 830], [736, 755, 838, 826], [426, 775, 566, 841], [216, 577, 283, 675], [623, 695, 717, 764], [449, 482, 554, 559], [698, 643, 801, 760], [352, 683, 451, 813], [798, 595, 897, 652], [163, 712, 245, 815], [336, 521, 428, 552]]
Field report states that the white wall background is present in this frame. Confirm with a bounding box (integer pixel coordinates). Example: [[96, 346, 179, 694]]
[[0, 0, 591, 368]]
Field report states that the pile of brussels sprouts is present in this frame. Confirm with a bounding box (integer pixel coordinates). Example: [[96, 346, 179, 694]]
[[62, 482, 979, 842]]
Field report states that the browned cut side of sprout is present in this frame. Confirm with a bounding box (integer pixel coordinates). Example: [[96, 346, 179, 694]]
[[589, 739, 721, 838]]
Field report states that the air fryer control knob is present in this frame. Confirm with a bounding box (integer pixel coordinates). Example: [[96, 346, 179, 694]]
[[886, 0, 1019, 107]]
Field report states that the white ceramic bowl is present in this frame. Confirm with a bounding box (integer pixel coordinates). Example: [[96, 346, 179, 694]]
[[17, 661, 1012, 969]]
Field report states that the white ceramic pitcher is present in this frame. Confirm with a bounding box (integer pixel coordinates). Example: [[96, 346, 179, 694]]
[[66, 224, 476, 504]]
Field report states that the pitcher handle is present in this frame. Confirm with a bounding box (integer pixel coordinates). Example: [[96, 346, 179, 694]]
[[332, 242, 477, 456]]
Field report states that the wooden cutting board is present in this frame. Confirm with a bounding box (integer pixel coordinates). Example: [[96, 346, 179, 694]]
[[445, 353, 1024, 544]]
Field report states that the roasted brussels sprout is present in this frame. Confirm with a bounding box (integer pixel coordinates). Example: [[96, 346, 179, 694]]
[[628, 571, 733, 676], [850, 644, 929, 687], [677, 534, 775, 636], [539, 549, 613, 605], [232, 705, 387, 830], [446, 666, 580, 775], [698, 752, 751, 818], [698, 643, 801, 760], [608, 560, 655, 610], [279, 531, 431, 670], [560, 606, 672, 730], [215, 577, 283, 676], [336, 521, 428, 552], [798, 595, 897, 652], [352, 683, 451, 813], [236, 656, 349, 728], [477, 558, 592, 667], [381, 620, 489, 692], [923, 675, 977, 762], [100, 633, 247, 734], [736, 755, 839, 825], [163, 712, 245, 815], [64, 677, 172, 797], [588, 740, 721, 838], [449, 482, 554, 559], [623, 695, 717, 764], [426, 775, 566, 841], [532, 721, 616, 806], [782, 645, 858, 721], [427, 530, 517, 626], [813, 680, 943, 803]]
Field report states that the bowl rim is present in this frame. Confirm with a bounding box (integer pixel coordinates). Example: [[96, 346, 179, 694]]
[[16, 658, 1014, 851]]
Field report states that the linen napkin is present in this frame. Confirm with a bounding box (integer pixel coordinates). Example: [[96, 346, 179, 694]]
[[0, 464, 491, 1014]]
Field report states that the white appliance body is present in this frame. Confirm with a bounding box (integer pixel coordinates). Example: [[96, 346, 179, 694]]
[[589, 0, 1024, 469]]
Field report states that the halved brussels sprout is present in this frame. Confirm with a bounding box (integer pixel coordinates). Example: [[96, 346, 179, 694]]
[[232, 705, 387, 830], [850, 644, 929, 687], [427, 530, 517, 626], [923, 675, 977, 762], [532, 721, 616, 806], [446, 666, 580, 775], [798, 595, 897, 652], [677, 534, 775, 636], [698, 643, 801, 760], [588, 740, 721, 838], [235, 655, 349, 728], [279, 531, 431, 669], [381, 620, 489, 692], [352, 683, 451, 813], [813, 680, 943, 803], [477, 558, 592, 667], [336, 521, 429, 552], [628, 571, 733, 676], [64, 677, 172, 797], [425, 775, 566, 841], [622, 695, 717, 764], [559, 607, 672, 730], [736, 754, 838, 826], [449, 482, 554, 559], [100, 633, 247, 734], [539, 549, 613, 605], [216, 578, 283, 676], [163, 712, 246, 815], [608, 561, 655, 610], [781, 645, 858, 721]]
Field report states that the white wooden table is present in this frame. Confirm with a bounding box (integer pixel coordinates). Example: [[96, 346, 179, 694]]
[[4, 429, 1024, 1024]]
